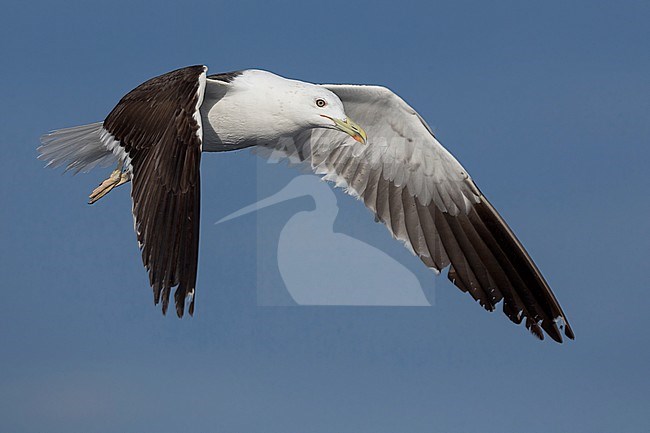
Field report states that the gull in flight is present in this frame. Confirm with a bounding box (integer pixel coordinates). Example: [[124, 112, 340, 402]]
[[39, 65, 574, 342]]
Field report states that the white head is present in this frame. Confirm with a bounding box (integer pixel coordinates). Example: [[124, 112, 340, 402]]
[[215, 70, 366, 145]]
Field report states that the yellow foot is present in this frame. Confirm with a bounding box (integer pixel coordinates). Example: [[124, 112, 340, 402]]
[[88, 169, 131, 204]]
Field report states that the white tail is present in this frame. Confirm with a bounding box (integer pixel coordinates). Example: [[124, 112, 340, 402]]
[[38, 122, 116, 174]]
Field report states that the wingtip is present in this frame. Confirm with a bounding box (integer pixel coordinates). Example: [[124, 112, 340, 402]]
[[174, 286, 195, 318], [151, 284, 197, 318], [537, 317, 576, 343], [553, 316, 575, 342], [564, 322, 575, 340], [548, 327, 563, 343], [531, 324, 545, 341]]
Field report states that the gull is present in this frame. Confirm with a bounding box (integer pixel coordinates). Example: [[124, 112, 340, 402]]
[[38, 65, 574, 342]]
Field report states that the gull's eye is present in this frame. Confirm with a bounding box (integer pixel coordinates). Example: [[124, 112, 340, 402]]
[[315, 98, 327, 108]]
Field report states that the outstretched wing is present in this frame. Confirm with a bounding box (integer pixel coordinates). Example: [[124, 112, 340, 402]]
[[262, 84, 574, 342], [103, 65, 207, 317]]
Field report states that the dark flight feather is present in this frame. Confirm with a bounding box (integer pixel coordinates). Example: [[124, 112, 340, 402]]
[[103, 65, 205, 317]]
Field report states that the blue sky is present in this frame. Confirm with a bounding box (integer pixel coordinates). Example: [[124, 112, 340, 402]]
[[1, 1, 649, 432]]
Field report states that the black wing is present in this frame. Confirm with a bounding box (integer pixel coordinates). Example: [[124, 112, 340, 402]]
[[103, 65, 207, 317]]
